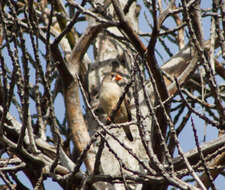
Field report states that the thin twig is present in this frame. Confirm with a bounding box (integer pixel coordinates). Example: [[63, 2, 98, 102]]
[[191, 117, 217, 190]]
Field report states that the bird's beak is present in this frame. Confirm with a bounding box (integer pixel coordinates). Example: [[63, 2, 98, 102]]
[[115, 74, 122, 81]]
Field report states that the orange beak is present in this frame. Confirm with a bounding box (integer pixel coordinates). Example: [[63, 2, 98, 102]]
[[115, 74, 122, 81]]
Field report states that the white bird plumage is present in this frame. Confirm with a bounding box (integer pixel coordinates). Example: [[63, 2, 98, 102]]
[[99, 73, 133, 141]]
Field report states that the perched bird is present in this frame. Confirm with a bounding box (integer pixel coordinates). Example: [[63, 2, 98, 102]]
[[99, 72, 133, 141]]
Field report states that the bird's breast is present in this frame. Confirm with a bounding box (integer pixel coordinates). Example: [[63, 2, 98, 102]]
[[99, 82, 122, 114], [100, 92, 119, 113]]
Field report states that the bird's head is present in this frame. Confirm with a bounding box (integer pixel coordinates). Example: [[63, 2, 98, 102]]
[[103, 72, 123, 82]]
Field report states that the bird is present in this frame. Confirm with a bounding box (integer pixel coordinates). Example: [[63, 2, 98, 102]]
[[99, 72, 133, 141]]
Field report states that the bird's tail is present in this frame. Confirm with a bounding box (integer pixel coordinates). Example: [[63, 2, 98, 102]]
[[124, 126, 133, 141]]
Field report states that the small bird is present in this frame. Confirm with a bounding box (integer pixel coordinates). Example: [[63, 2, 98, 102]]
[[99, 72, 133, 141]]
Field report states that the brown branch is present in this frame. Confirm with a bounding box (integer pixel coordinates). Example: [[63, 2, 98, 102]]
[[144, 1, 170, 167], [69, 23, 111, 64], [191, 118, 216, 190], [182, 0, 225, 126], [51, 0, 76, 49], [161, 37, 223, 97], [111, 0, 146, 55], [171, 2, 185, 49], [215, 60, 225, 80], [51, 22, 112, 173], [173, 134, 225, 171], [112, 0, 170, 166], [0, 171, 14, 190], [123, 0, 136, 14], [199, 151, 225, 189]]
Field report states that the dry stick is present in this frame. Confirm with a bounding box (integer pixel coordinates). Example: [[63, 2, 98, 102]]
[[174, 86, 220, 128], [0, 46, 18, 137], [111, 2, 196, 188], [159, 22, 186, 36], [51, 27, 97, 174], [54, 159, 167, 188], [145, 0, 169, 107], [0, 171, 14, 190], [26, 3, 47, 141], [93, 137, 105, 175], [99, 132, 153, 185], [210, 2, 216, 75], [144, 0, 171, 167], [44, 4, 60, 143], [53, 0, 88, 46], [102, 131, 194, 190], [182, 89, 216, 109], [72, 136, 97, 175], [132, 63, 194, 189], [108, 120, 137, 131], [50, 0, 76, 49], [65, 0, 118, 40], [22, 5, 40, 154], [172, 104, 185, 125], [142, 0, 173, 167], [210, 1, 225, 133], [132, 64, 156, 174], [168, 108, 192, 156], [33, 170, 44, 190], [143, 72, 197, 189], [175, 141, 225, 178], [182, 0, 225, 125], [123, 0, 136, 14], [158, 36, 173, 57], [0, 54, 8, 135], [50, 133, 61, 174], [221, 1, 225, 34], [175, 77, 206, 190], [45, 2, 56, 98], [134, 57, 174, 172], [191, 117, 217, 190], [0, 158, 22, 165], [39, 7, 76, 173], [118, 159, 130, 190], [111, 0, 145, 55], [88, 172, 162, 185], [171, 2, 185, 49], [200, 66, 208, 142], [216, 1, 225, 58], [173, 133, 225, 171], [6, 2, 34, 152], [1, 163, 26, 172], [0, 4, 21, 135], [80, 175, 89, 190], [45, 2, 53, 64], [2, 3, 37, 152]]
